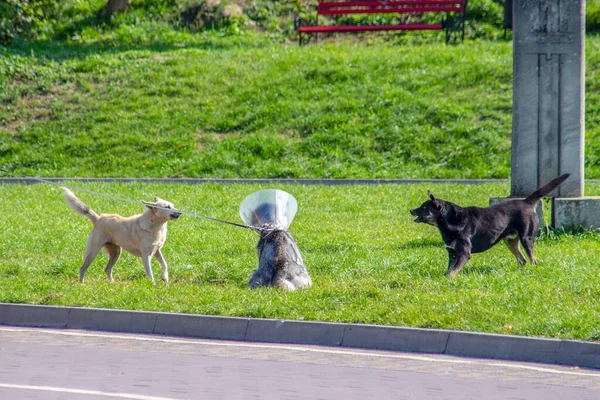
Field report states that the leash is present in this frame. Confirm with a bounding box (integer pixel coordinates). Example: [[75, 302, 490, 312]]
[[33, 178, 262, 232]]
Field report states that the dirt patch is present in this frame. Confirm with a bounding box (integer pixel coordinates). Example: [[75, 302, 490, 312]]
[[0, 83, 77, 132], [278, 130, 300, 139]]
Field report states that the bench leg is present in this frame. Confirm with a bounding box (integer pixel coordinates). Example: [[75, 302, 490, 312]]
[[444, 14, 465, 44]]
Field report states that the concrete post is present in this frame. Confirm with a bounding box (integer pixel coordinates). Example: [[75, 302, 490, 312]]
[[511, 0, 584, 198], [492, 0, 600, 229]]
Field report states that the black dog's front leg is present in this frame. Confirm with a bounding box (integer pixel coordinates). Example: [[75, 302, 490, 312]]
[[446, 241, 471, 277]]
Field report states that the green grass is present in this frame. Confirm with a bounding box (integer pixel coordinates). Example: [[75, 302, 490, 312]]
[[2, 21, 600, 343], [1, 36, 600, 179], [1, 182, 600, 341]]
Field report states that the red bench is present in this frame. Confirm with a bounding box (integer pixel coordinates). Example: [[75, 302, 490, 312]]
[[295, 0, 467, 45]]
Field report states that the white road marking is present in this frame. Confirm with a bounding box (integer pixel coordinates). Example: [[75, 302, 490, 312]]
[[488, 362, 600, 377], [0, 383, 180, 400], [1, 326, 599, 378], [0, 326, 471, 364]]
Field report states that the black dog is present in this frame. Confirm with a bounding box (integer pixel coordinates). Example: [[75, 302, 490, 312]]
[[410, 174, 570, 276]]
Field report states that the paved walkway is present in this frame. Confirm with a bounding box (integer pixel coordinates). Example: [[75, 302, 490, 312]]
[[0, 326, 598, 399]]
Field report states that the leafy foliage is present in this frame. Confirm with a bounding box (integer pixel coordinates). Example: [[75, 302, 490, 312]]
[[588, 0, 600, 32], [0, 0, 516, 45], [0, 0, 61, 44]]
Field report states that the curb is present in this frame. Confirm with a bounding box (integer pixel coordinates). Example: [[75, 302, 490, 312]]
[[0, 303, 598, 370], [1, 177, 508, 185]]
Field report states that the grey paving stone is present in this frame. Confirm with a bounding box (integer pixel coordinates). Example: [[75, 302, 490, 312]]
[[67, 307, 157, 333], [341, 324, 449, 353], [154, 313, 248, 341], [1, 303, 599, 370], [245, 319, 345, 346]]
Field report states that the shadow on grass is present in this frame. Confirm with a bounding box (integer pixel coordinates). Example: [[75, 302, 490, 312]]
[[4, 32, 267, 63], [538, 225, 600, 243], [0, 5, 270, 62], [459, 264, 497, 276], [396, 238, 443, 250]]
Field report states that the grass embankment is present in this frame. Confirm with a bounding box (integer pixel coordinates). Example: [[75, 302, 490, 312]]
[[1, 36, 600, 178], [1, 182, 599, 341]]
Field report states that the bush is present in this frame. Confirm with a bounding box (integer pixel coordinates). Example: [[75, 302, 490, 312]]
[[130, 0, 178, 18], [588, 0, 600, 32], [8, 0, 595, 45], [244, 0, 308, 35], [467, 0, 504, 28], [177, 0, 228, 30], [0, 0, 61, 45]]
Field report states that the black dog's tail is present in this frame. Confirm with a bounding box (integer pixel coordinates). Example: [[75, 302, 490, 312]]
[[525, 173, 570, 205]]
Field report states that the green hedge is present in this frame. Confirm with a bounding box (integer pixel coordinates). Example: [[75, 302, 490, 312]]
[[589, 0, 600, 32], [1, 0, 599, 45], [0, 0, 62, 44]]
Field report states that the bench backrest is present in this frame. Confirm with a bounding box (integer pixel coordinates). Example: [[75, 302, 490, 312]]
[[317, 0, 465, 15]]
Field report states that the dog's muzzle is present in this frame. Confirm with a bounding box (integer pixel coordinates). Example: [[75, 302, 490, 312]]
[[410, 209, 423, 223], [171, 211, 182, 220]]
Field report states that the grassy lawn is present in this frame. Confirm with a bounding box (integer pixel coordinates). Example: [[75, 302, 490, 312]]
[[2, 21, 600, 342], [1, 36, 600, 179], [1, 181, 599, 341]]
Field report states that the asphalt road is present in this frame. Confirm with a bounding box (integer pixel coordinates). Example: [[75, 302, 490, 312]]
[[0, 326, 598, 400]]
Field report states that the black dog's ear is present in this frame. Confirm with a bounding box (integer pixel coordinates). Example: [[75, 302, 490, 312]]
[[427, 190, 442, 209]]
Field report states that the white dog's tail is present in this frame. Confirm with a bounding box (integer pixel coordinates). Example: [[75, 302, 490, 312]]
[[61, 187, 99, 224]]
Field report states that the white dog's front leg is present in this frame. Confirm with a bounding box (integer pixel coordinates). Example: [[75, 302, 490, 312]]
[[154, 250, 169, 283], [141, 253, 155, 284]]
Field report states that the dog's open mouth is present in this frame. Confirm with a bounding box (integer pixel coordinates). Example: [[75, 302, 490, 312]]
[[410, 210, 422, 223], [171, 212, 182, 220]]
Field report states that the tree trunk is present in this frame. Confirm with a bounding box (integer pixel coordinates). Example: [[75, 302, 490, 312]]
[[102, 0, 132, 16]]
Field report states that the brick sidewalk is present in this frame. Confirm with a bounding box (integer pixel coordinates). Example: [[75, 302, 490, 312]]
[[0, 327, 598, 399]]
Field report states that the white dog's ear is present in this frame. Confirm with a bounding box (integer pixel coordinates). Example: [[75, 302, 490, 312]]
[[142, 201, 155, 209]]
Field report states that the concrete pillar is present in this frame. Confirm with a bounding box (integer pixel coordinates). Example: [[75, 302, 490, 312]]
[[493, 0, 600, 229], [511, 0, 584, 198]]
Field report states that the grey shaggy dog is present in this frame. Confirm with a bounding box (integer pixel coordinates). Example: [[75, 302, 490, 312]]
[[248, 227, 312, 291]]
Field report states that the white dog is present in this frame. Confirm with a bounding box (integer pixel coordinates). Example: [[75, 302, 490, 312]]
[[61, 187, 181, 283]]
